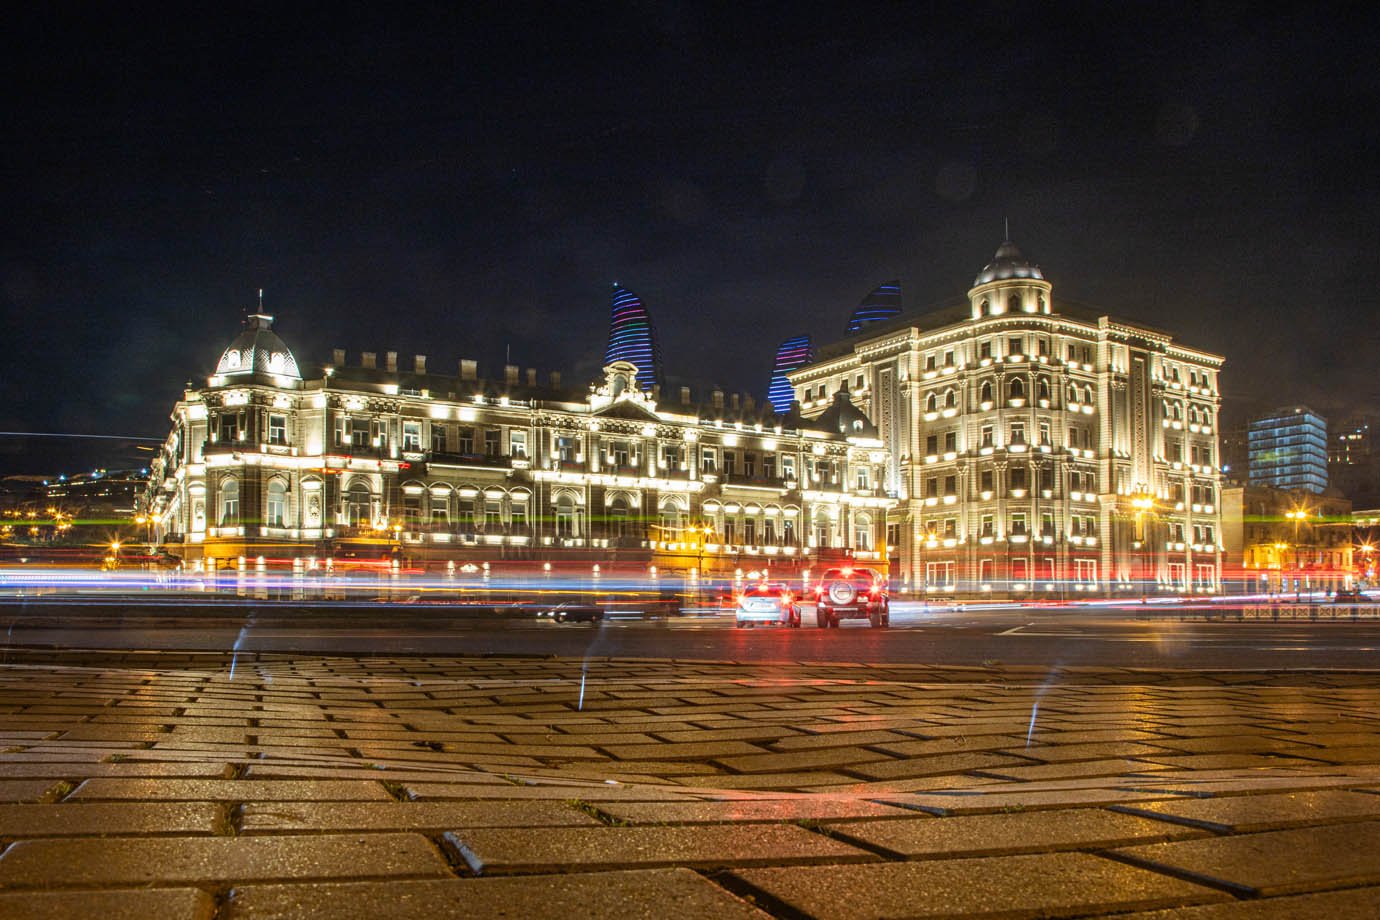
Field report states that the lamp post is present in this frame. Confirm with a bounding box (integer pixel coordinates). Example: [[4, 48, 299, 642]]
[[1285, 508, 1309, 601], [1130, 493, 1154, 598]]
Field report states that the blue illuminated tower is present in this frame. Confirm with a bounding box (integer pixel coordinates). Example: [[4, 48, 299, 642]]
[[604, 285, 663, 391], [845, 280, 902, 335], [767, 335, 814, 412]]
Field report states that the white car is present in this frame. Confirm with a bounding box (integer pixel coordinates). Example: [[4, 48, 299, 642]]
[[735, 582, 802, 628]]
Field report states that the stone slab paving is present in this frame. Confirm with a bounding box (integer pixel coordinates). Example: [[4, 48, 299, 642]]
[[0, 648, 1378, 917]]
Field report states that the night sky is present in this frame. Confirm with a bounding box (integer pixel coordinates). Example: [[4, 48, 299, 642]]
[[3, 2, 1378, 475]]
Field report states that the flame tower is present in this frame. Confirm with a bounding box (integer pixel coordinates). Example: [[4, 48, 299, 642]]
[[845, 280, 902, 335], [767, 335, 815, 412], [604, 285, 663, 391]]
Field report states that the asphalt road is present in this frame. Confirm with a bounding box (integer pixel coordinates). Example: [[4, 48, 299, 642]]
[[3, 598, 1380, 670]]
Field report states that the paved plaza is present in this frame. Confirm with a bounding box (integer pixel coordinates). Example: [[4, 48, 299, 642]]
[[0, 648, 1378, 917]]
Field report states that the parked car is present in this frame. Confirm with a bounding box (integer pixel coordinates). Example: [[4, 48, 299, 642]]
[[735, 582, 802, 628], [813, 567, 889, 628]]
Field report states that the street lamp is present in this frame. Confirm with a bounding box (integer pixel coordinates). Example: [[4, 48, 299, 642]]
[[1130, 492, 1155, 597], [1285, 508, 1309, 600]]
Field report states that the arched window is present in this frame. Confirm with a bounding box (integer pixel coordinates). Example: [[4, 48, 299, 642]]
[[979, 299, 990, 316], [555, 493, 578, 537], [219, 478, 239, 525], [1037, 377, 1051, 402], [1068, 385, 1079, 404], [1173, 402, 1183, 421], [346, 482, 372, 526], [980, 381, 993, 404], [853, 512, 873, 551], [1008, 377, 1025, 400], [926, 392, 938, 413], [945, 389, 957, 409], [1008, 294, 1022, 314], [1083, 385, 1094, 404], [659, 499, 682, 541], [266, 479, 287, 527], [1038, 294, 1046, 312], [608, 496, 629, 539]]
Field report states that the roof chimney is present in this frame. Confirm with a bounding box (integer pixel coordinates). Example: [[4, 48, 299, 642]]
[[744, 394, 755, 412], [730, 393, 740, 411], [651, 383, 660, 400], [680, 386, 691, 405], [549, 371, 562, 389], [712, 388, 724, 409], [460, 359, 477, 381], [385, 351, 398, 373], [414, 355, 426, 374], [362, 352, 377, 370], [331, 348, 345, 366], [526, 368, 537, 386], [504, 364, 519, 385]]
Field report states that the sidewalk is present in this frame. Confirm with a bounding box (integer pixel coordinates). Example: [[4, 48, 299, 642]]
[[1, 649, 1378, 918]]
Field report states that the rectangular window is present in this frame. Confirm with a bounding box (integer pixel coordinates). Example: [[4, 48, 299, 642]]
[[925, 434, 939, 455], [510, 502, 527, 530], [943, 518, 957, 538], [351, 419, 370, 449], [1039, 421, 1051, 445], [1011, 558, 1028, 582], [1010, 422, 1026, 444], [981, 425, 994, 448], [981, 514, 994, 537], [1011, 512, 1027, 535], [458, 428, 475, 455], [430, 494, 449, 524], [980, 470, 994, 493], [943, 475, 957, 496], [268, 414, 287, 445], [484, 500, 503, 528], [1075, 559, 1098, 583], [1008, 336, 1023, 356], [979, 340, 992, 359], [925, 354, 937, 371], [743, 452, 757, 478], [782, 455, 795, 479], [701, 447, 718, 472], [431, 425, 448, 454], [557, 435, 575, 462], [744, 518, 757, 545], [402, 421, 422, 451], [1010, 466, 1027, 490], [979, 558, 993, 583], [926, 476, 939, 498], [943, 350, 954, 367], [944, 431, 957, 453], [484, 429, 501, 457], [1041, 512, 1054, 536], [762, 453, 775, 479], [722, 451, 737, 476], [219, 413, 239, 443], [856, 466, 869, 489], [457, 499, 475, 527], [510, 430, 528, 458]]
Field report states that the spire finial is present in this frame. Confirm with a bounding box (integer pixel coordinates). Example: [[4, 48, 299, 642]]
[[258, 288, 264, 310], [1004, 216, 1010, 241]]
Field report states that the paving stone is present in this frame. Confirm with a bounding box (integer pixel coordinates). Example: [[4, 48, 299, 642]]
[[1113, 885, 1380, 919], [0, 802, 221, 836], [1114, 790, 1380, 833], [1114, 819, 1380, 896], [0, 780, 62, 803], [978, 758, 1172, 782], [1012, 741, 1178, 763], [240, 800, 601, 832], [868, 734, 1029, 757], [733, 852, 1225, 918], [446, 824, 874, 874], [886, 788, 1184, 815], [0, 887, 216, 920], [600, 798, 917, 825], [713, 746, 894, 774], [828, 807, 1204, 858], [69, 778, 393, 801], [0, 833, 451, 887], [846, 752, 1030, 780], [601, 740, 768, 761], [671, 771, 858, 789], [225, 868, 769, 919], [405, 782, 699, 802]]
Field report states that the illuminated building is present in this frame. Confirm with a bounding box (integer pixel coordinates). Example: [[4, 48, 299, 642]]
[[845, 281, 901, 335], [1221, 484, 1352, 595], [791, 237, 1225, 596], [141, 310, 892, 578], [603, 285, 663, 392], [1248, 406, 1327, 494], [766, 335, 814, 413]]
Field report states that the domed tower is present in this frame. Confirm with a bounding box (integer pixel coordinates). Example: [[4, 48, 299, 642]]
[[213, 311, 302, 382], [967, 237, 1052, 320]]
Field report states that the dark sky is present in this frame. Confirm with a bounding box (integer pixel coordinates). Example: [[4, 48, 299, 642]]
[[3, 2, 1378, 475]]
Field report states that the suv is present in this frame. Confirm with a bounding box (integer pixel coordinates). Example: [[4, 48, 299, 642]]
[[813, 567, 889, 628]]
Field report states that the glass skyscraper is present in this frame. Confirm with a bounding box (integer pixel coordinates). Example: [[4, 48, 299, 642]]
[[1248, 406, 1328, 493], [603, 285, 662, 391]]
